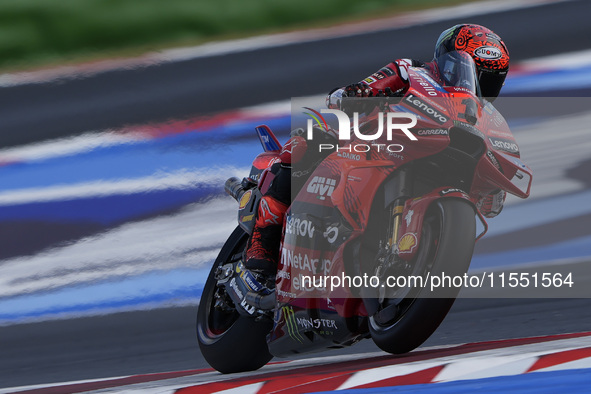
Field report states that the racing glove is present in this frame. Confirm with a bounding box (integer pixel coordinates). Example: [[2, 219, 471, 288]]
[[478, 190, 506, 218]]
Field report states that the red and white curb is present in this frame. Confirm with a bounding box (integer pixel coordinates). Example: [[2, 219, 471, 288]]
[[4, 331, 591, 393]]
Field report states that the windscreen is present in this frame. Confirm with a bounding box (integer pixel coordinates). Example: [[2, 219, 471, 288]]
[[435, 50, 482, 97]]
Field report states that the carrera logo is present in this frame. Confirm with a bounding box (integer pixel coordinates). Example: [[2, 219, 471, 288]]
[[486, 150, 503, 173], [417, 128, 448, 136], [307, 176, 336, 200], [404, 94, 448, 125], [475, 46, 502, 60]]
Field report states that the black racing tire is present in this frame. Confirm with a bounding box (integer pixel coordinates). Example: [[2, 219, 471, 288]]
[[369, 198, 476, 354], [196, 226, 273, 373]]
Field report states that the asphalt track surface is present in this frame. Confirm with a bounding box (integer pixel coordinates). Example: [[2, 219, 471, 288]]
[[2, 298, 591, 388], [2, 0, 591, 390]]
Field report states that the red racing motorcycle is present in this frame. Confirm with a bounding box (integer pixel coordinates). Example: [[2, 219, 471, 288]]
[[197, 51, 533, 373]]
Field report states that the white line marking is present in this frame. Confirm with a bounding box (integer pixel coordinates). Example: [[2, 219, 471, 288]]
[[0, 167, 248, 205]]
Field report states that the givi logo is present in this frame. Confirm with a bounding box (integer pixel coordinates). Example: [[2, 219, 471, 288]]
[[307, 176, 336, 200]]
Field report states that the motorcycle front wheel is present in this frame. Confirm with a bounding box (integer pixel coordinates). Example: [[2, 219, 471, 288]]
[[367, 198, 476, 354], [196, 226, 273, 373]]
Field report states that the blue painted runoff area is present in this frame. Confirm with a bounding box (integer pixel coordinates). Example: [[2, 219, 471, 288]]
[[313, 368, 591, 393]]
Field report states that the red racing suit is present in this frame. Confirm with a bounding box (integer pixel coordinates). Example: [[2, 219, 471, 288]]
[[327, 58, 422, 106]]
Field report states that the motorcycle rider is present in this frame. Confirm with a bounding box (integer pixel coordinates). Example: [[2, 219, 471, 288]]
[[245, 24, 510, 278]]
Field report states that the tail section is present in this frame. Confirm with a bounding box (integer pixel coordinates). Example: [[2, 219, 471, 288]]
[[255, 125, 282, 152]]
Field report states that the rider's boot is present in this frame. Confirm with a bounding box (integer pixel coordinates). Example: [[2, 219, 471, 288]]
[[244, 195, 288, 278]]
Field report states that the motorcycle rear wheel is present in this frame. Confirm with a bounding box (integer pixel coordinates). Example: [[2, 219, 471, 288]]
[[368, 198, 476, 354], [196, 226, 273, 373]]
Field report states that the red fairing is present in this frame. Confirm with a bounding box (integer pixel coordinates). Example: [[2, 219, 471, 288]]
[[252, 151, 280, 171], [249, 151, 280, 191], [396, 187, 479, 262]]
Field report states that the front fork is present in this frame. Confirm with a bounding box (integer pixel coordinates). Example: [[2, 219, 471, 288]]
[[384, 166, 413, 253]]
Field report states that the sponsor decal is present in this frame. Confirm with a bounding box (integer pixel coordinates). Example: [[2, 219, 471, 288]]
[[238, 190, 252, 210], [404, 94, 449, 124], [285, 215, 339, 244], [282, 307, 304, 343], [286, 216, 315, 239], [448, 86, 474, 94], [488, 128, 513, 138], [439, 188, 467, 196], [379, 66, 395, 76], [296, 317, 338, 330], [388, 151, 404, 160], [240, 270, 263, 293], [240, 299, 255, 315], [475, 46, 502, 60], [404, 210, 414, 227], [398, 233, 418, 253], [277, 288, 297, 298], [486, 150, 503, 173], [280, 249, 331, 275], [492, 112, 507, 128], [363, 76, 377, 84], [489, 137, 519, 154], [414, 70, 446, 97], [396, 59, 412, 82], [323, 226, 339, 244], [337, 151, 362, 161], [453, 120, 485, 139], [417, 128, 448, 136], [307, 176, 336, 200], [371, 72, 385, 80], [229, 278, 244, 300], [486, 32, 502, 41], [292, 167, 315, 178], [260, 198, 280, 225], [241, 213, 254, 223], [277, 270, 290, 280]]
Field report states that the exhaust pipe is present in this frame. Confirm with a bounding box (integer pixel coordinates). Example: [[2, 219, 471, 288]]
[[225, 177, 245, 202], [245, 290, 276, 310]]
